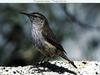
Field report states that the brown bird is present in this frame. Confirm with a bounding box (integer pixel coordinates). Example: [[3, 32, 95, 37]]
[[20, 12, 77, 68]]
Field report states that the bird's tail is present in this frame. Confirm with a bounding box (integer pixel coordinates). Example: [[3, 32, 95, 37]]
[[59, 52, 77, 68]]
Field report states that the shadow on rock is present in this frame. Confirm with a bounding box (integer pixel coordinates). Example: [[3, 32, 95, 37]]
[[33, 61, 77, 75]]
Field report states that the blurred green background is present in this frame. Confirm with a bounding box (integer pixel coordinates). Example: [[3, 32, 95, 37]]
[[0, 3, 100, 66]]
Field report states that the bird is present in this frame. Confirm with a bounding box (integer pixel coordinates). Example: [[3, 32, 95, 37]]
[[20, 12, 77, 68]]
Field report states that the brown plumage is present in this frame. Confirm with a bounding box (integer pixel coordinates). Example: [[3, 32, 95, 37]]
[[20, 12, 77, 68]]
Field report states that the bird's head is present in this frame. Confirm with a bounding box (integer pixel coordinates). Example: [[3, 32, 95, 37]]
[[20, 12, 48, 28]]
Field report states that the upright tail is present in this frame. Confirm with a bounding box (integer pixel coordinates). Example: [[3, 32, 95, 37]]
[[59, 52, 77, 68]]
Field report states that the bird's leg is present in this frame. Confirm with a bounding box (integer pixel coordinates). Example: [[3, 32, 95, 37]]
[[40, 56, 46, 64], [45, 57, 50, 66], [39, 56, 50, 71], [35, 56, 46, 72], [35, 56, 46, 67], [43, 57, 50, 71]]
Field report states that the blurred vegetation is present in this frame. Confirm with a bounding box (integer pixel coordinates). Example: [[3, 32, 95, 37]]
[[0, 4, 100, 66]]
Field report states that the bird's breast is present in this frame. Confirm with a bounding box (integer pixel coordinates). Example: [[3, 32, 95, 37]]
[[31, 24, 57, 57], [31, 24, 45, 48]]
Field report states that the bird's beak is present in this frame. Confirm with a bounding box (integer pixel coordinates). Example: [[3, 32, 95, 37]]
[[20, 12, 31, 16]]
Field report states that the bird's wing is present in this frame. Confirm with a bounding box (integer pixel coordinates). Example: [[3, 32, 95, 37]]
[[42, 24, 66, 53], [42, 24, 77, 68]]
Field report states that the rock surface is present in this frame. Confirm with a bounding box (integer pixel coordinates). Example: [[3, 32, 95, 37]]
[[0, 61, 99, 75]]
